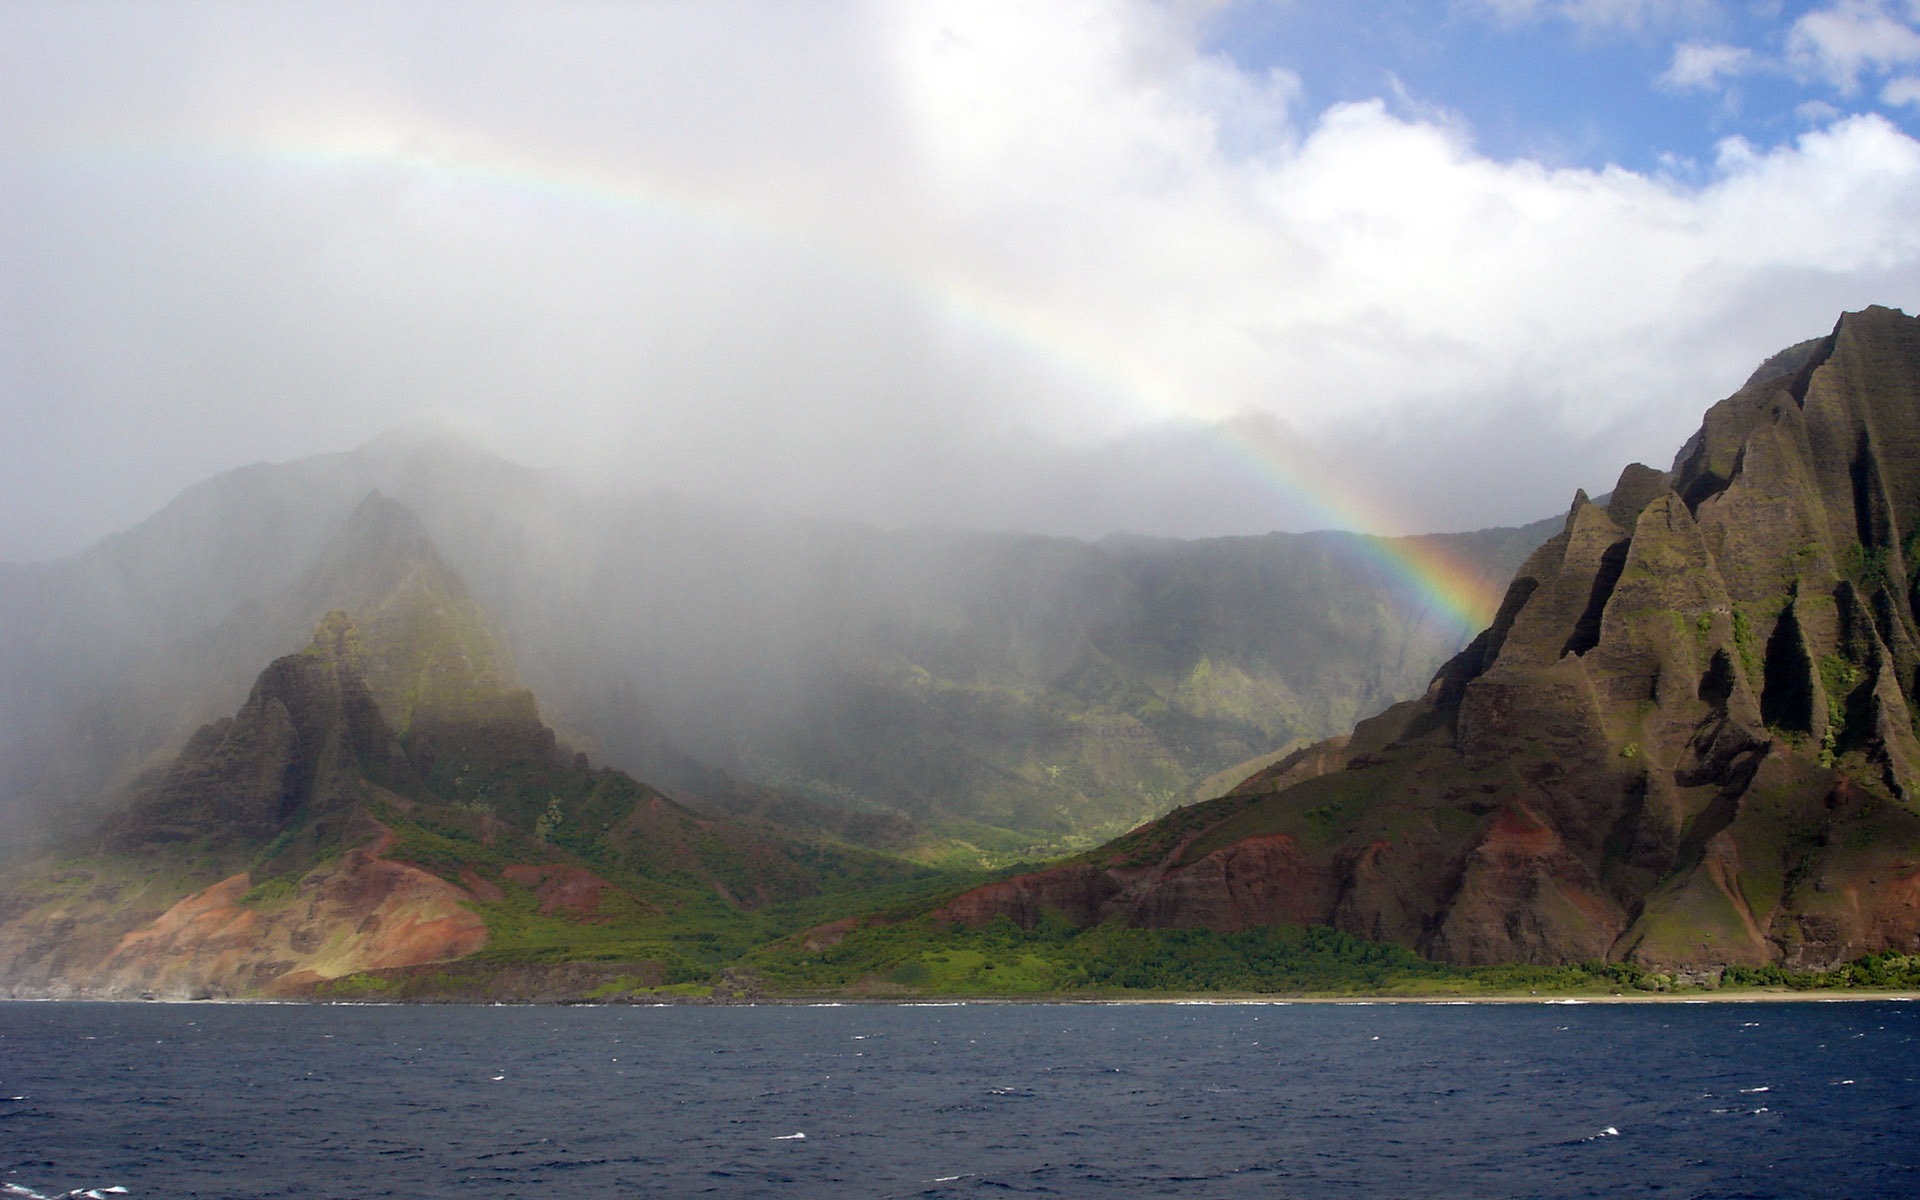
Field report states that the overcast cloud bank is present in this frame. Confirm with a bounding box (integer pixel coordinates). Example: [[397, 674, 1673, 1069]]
[[4, 0, 1920, 559]]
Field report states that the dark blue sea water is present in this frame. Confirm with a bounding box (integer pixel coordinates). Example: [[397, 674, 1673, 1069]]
[[1, 999, 1915, 1199]]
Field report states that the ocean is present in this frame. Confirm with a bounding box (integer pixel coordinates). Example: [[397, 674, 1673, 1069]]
[[1, 999, 1915, 1199]]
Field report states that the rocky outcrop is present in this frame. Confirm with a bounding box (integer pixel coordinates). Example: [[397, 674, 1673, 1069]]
[[0, 838, 490, 1000], [940, 307, 1920, 971], [501, 862, 618, 921], [97, 848, 489, 999], [936, 864, 1129, 928], [104, 611, 415, 855]]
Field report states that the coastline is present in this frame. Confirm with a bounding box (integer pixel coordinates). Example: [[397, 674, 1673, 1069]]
[[4, 986, 1916, 1007], [1104, 989, 1920, 1005]]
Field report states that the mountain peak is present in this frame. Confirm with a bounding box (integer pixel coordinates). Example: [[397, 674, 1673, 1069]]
[[352, 426, 509, 468], [281, 492, 527, 734], [306, 491, 438, 592]]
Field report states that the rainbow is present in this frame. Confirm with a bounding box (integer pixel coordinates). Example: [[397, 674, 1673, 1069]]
[[51, 129, 1514, 633]]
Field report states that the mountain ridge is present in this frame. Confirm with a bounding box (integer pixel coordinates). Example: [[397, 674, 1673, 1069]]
[[935, 306, 1920, 972]]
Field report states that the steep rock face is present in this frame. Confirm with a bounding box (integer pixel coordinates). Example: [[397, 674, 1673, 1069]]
[[936, 864, 1129, 929], [940, 307, 1920, 970], [105, 611, 415, 854]]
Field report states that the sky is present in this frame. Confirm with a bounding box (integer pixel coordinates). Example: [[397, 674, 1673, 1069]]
[[5, 1, 1920, 561]]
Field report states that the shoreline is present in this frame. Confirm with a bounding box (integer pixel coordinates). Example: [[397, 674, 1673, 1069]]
[[1103, 989, 1920, 1005], [4, 988, 1916, 1007]]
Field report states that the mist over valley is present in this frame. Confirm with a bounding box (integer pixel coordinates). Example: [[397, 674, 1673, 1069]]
[[0, 431, 1548, 865]]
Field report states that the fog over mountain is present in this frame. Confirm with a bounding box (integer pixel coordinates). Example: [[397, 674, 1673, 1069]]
[[0, 434, 1551, 859]]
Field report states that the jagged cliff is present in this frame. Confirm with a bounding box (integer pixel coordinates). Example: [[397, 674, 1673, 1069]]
[[939, 306, 1920, 972]]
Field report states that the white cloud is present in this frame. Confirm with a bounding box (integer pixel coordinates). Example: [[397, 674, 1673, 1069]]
[[1788, 0, 1920, 93], [1660, 41, 1756, 91], [1886, 74, 1920, 105], [1463, 0, 1722, 31], [3, 0, 1920, 555], [1557, 0, 1720, 30]]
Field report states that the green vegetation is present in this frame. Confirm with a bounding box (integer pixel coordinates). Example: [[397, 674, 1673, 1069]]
[[314, 972, 397, 999], [1731, 605, 1761, 681], [582, 978, 711, 1001], [1817, 652, 1868, 766], [368, 790, 995, 984], [744, 914, 1654, 998], [465, 885, 721, 983], [1842, 542, 1892, 592], [1725, 952, 1920, 991], [721, 916, 1920, 1000], [237, 874, 300, 909]]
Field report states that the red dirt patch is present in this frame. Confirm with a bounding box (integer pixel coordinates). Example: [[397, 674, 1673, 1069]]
[[502, 863, 614, 920], [458, 867, 505, 903]]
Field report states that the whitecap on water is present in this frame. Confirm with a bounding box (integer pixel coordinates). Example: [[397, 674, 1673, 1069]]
[[771, 1131, 807, 1141]]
